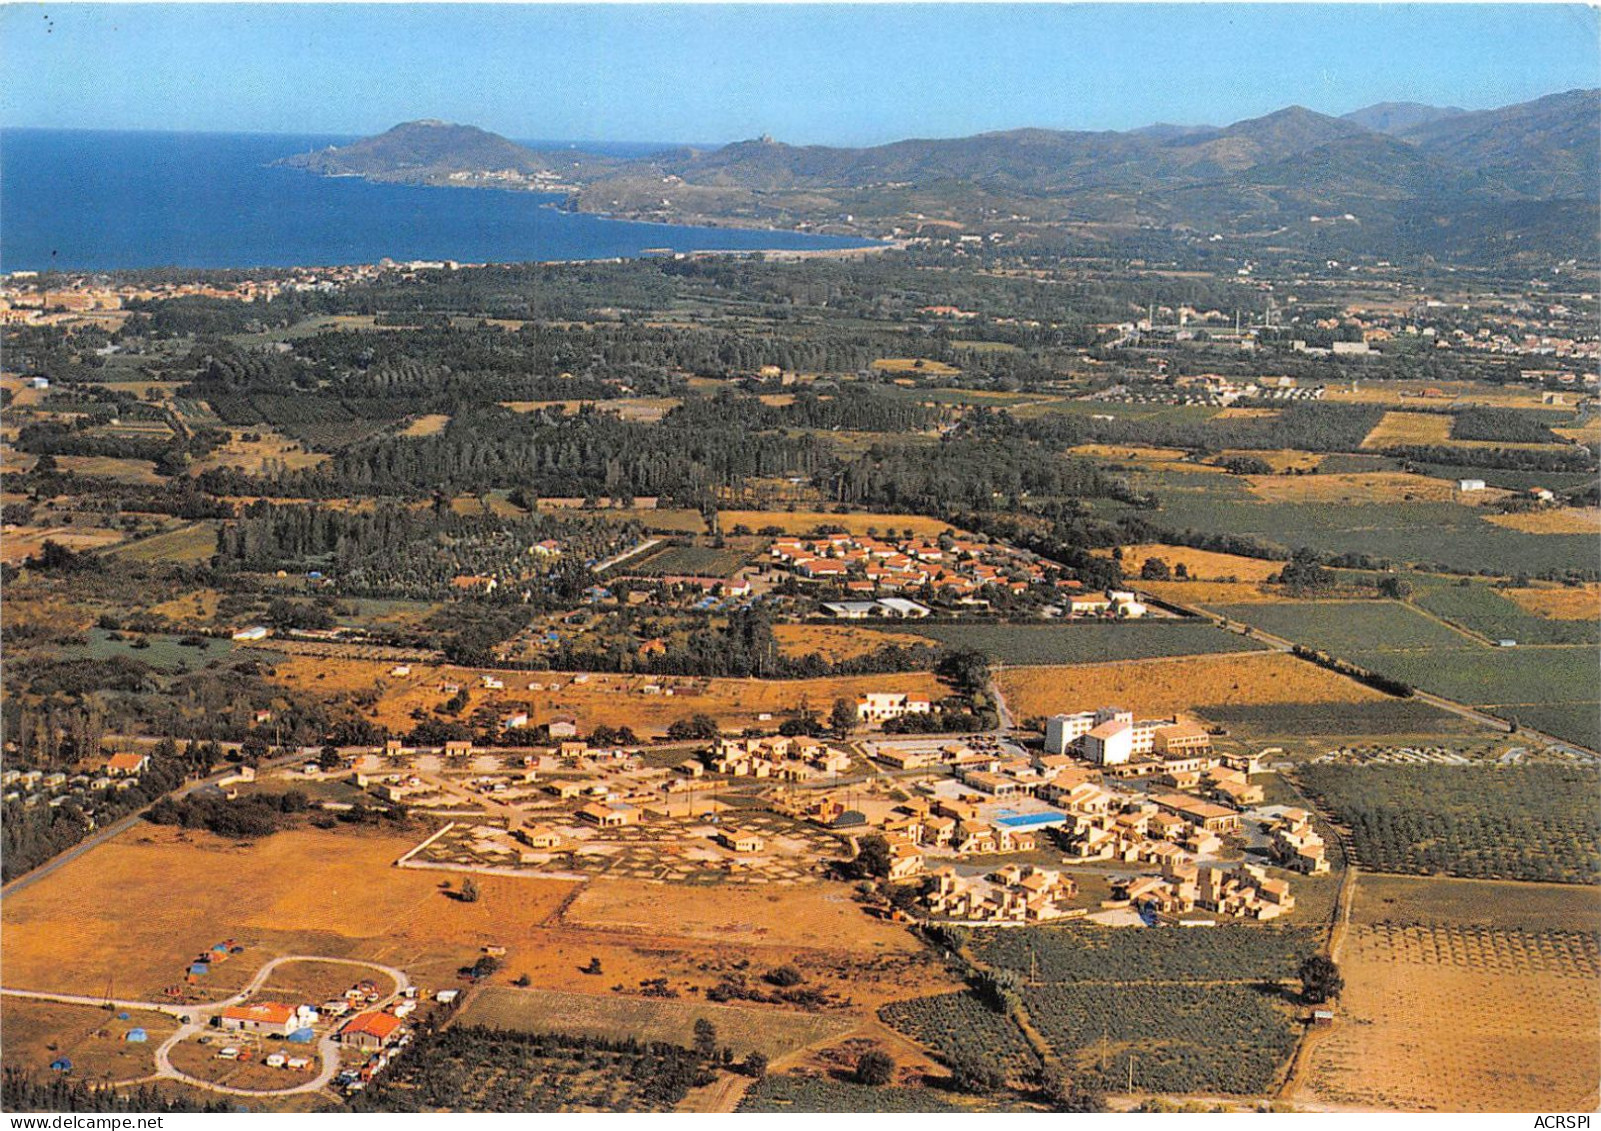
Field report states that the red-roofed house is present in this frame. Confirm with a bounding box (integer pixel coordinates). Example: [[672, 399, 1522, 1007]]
[[104, 753, 150, 776], [339, 1011, 405, 1049]]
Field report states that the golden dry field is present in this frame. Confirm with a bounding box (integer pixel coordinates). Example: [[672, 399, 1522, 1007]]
[[995, 651, 1384, 719], [1100, 543, 1284, 582], [0, 825, 578, 1000], [1138, 580, 1285, 605], [399, 413, 452, 437], [870, 358, 961, 375], [449, 493, 526, 517], [0, 999, 181, 1085], [1068, 444, 1220, 473], [1503, 583, 1601, 620], [1327, 382, 1557, 409], [1214, 447, 1323, 472], [149, 587, 222, 624], [1244, 471, 1504, 506], [772, 623, 932, 661], [1303, 875, 1601, 1112], [1, 524, 127, 564], [1359, 411, 1452, 448], [52, 455, 163, 484], [1213, 407, 1283, 420], [1483, 508, 1601, 534], [1554, 420, 1601, 444], [271, 657, 949, 735], [717, 510, 955, 537], [188, 430, 327, 476]]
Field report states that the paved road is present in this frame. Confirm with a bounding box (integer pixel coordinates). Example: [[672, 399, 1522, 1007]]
[[4, 954, 409, 1098]]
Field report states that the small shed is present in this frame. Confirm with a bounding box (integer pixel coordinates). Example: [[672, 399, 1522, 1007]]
[[125, 1028, 148, 1043]]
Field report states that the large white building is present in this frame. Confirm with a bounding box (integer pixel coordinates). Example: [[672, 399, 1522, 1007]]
[[1083, 719, 1135, 765], [857, 692, 933, 724], [1044, 708, 1131, 754]]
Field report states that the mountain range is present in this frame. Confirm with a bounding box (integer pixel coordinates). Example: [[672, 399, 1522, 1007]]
[[278, 90, 1600, 263]]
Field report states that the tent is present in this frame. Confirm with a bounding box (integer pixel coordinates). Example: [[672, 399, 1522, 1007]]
[[189, 963, 209, 976], [125, 1029, 148, 1043], [287, 1028, 316, 1044], [117, 1011, 131, 1020], [50, 1058, 72, 1073]]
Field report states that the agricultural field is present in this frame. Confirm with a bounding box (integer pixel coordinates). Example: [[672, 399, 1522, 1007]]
[[870, 358, 961, 375], [48, 455, 163, 484], [1483, 507, 1601, 534], [353, 1025, 709, 1112], [103, 522, 219, 564], [1241, 471, 1504, 506], [1359, 411, 1453, 448], [0, 524, 128, 564], [627, 544, 750, 578], [1213, 600, 1479, 654], [187, 429, 327, 476], [1302, 874, 1601, 1112], [0, 823, 579, 1001], [717, 510, 955, 537], [995, 652, 1387, 723], [1136, 494, 1598, 576], [1504, 583, 1601, 621], [399, 413, 452, 437], [57, 628, 236, 672], [460, 987, 855, 1060], [1195, 700, 1470, 741], [1293, 764, 1601, 884], [1021, 982, 1299, 1097], [1108, 543, 1284, 582], [1411, 582, 1599, 646], [738, 1075, 1016, 1113], [1214, 599, 1601, 749], [773, 623, 930, 661], [1214, 447, 1322, 473], [882, 622, 1271, 665], [271, 657, 949, 736], [878, 992, 1041, 1080], [0, 999, 181, 1086]]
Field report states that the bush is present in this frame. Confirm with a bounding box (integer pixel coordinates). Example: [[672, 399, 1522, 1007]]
[[854, 1050, 896, 1086]]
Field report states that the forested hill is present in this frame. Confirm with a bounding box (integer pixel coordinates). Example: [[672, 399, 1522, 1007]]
[[279, 91, 1599, 263]]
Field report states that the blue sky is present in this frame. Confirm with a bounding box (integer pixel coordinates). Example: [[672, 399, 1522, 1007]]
[[3, 4, 1596, 145]]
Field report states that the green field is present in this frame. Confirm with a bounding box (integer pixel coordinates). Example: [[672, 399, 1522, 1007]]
[[1135, 494, 1597, 576], [1411, 583, 1599, 646], [457, 986, 852, 1060], [964, 922, 1309, 1098], [59, 628, 235, 672], [1195, 699, 1469, 737], [102, 522, 219, 564], [1295, 764, 1601, 884], [878, 991, 1041, 1079], [1021, 982, 1299, 1097], [739, 1075, 1022, 1113], [1213, 600, 1475, 654], [878, 621, 1270, 665], [1214, 600, 1600, 749], [352, 1024, 708, 1113], [626, 545, 751, 579]]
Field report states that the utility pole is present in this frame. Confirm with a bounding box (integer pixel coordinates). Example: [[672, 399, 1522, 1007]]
[[1127, 1054, 1135, 1095]]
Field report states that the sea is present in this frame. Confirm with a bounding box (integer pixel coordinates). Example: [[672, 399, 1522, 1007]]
[[0, 129, 874, 272]]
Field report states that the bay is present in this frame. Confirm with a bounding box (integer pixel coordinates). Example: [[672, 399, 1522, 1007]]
[[1, 129, 874, 272]]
